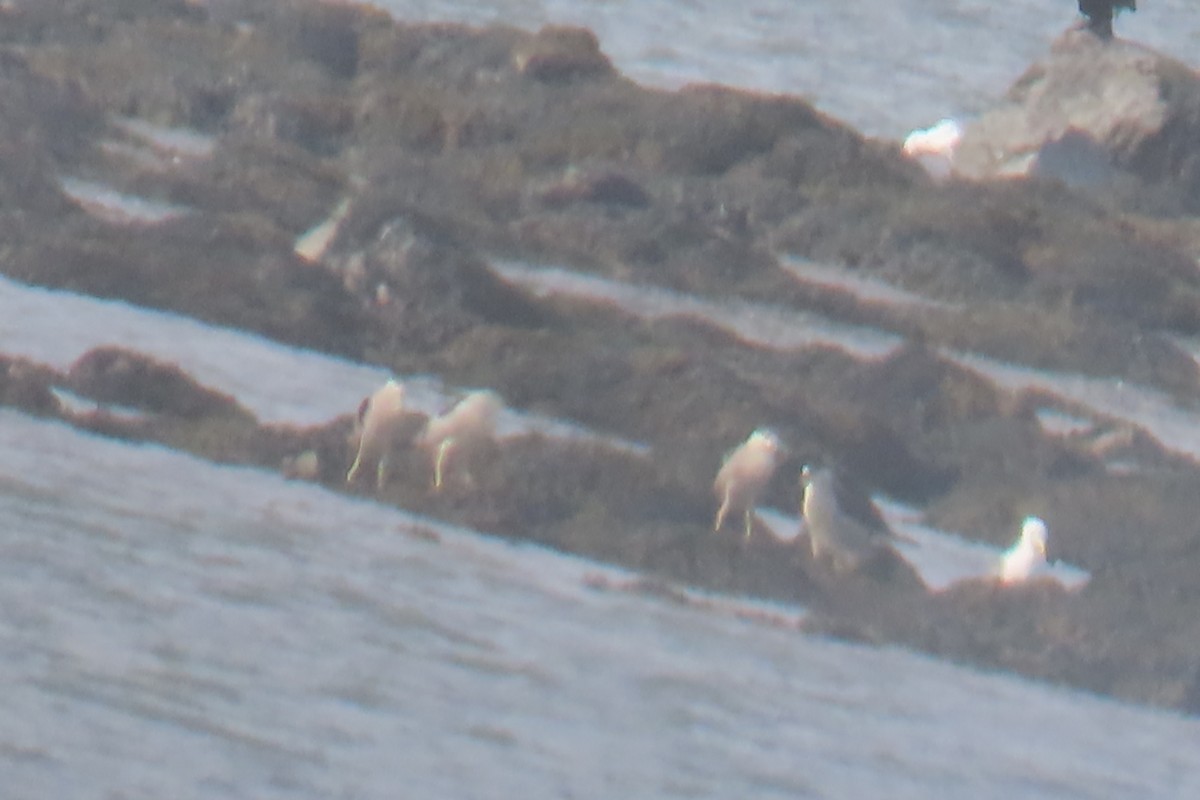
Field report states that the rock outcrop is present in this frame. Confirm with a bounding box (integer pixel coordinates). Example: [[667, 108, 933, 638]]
[[2, 0, 1200, 715], [956, 30, 1200, 211]]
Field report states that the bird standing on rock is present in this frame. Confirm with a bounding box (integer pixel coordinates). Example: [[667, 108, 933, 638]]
[[713, 428, 781, 539], [419, 390, 503, 490], [800, 465, 900, 573], [1078, 0, 1136, 40], [346, 379, 407, 490], [999, 516, 1049, 584]]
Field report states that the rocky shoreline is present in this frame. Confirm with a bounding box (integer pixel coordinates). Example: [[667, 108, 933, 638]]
[[4, 0, 1200, 713]]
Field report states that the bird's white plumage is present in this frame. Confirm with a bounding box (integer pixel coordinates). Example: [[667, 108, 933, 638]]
[[347, 379, 407, 489], [902, 118, 962, 180], [713, 428, 781, 538], [902, 118, 962, 158], [999, 516, 1049, 584], [419, 390, 503, 489]]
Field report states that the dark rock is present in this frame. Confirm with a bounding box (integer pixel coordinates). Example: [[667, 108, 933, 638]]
[[536, 168, 652, 209], [67, 346, 247, 419], [265, 1, 364, 80], [6, 213, 372, 358], [0, 55, 98, 216], [512, 26, 613, 82], [330, 207, 551, 357], [0, 355, 60, 415], [1031, 128, 1117, 188], [229, 91, 355, 156]]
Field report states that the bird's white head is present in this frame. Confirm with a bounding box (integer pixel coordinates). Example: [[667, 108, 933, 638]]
[[464, 390, 503, 420], [378, 379, 405, 410], [749, 428, 781, 453]]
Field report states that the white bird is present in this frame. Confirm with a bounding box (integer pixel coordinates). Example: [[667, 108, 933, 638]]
[[902, 118, 962, 159], [999, 516, 1049, 584], [346, 379, 406, 490], [419, 390, 503, 490], [902, 118, 962, 179], [800, 465, 899, 573], [713, 428, 781, 539]]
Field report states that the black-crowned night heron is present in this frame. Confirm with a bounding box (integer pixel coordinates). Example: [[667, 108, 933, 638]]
[[713, 428, 781, 539], [800, 465, 898, 572], [419, 390, 503, 489], [346, 379, 406, 490], [999, 516, 1049, 584]]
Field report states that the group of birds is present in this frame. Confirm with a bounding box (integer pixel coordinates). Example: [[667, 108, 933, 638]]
[[712, 428, 1050, 585], [348, 379, 1049, 585], [347, 379, 503, 492]]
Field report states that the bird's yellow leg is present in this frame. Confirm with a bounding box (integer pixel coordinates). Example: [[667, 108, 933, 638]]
[[346, 452, 363, 484], [714, 485, 731, 531], [376, 454, 390, 491], [434, 438, 455, 490]]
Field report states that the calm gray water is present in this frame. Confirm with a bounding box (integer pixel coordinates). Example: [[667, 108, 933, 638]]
[[6, 1, 1200, 797]]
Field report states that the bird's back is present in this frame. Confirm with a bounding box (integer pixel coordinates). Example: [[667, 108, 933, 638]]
[[804, 469, 889, 553]]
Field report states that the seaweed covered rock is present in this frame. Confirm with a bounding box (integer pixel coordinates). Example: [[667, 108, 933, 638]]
[[67, 346, 247, 419], [512, 25, 613, 82], [0, 355, 60, 415], [5, 0, 1200, 716], [329, 205, 550, 357]]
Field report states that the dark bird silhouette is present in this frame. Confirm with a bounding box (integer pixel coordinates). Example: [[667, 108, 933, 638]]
[[1078, 0, 1136, 40]]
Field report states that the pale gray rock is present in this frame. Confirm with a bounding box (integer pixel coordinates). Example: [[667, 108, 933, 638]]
[[954, 30, 1200, 208]]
